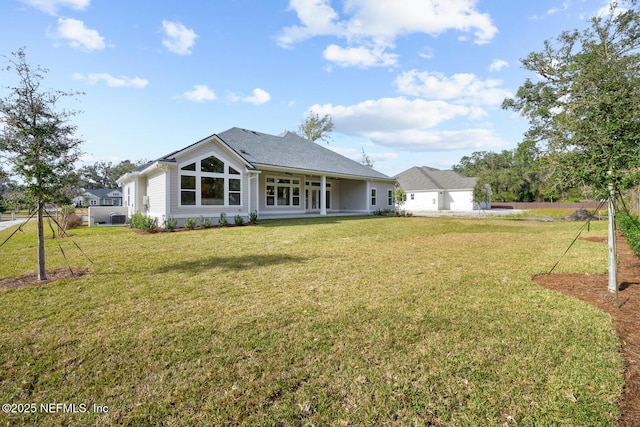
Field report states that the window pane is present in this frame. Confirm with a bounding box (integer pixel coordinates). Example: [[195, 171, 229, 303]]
[[201, 156, 224, 173], [181, 191, 196, 205], [277, 187, 290, 205], [181, 163, 196, 171], [181, 175, 196, 189], [229, 193, 241, 205], [229, 178, 241, 191], [229, 166, 241, 175], [201, 177, 224, 205]]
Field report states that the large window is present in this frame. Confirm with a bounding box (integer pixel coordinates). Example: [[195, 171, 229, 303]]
[[266, 177, 301, 207], [179, 155, 242, 206]]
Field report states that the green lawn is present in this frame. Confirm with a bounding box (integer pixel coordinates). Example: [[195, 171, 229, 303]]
[[0, 216, 624, 426]]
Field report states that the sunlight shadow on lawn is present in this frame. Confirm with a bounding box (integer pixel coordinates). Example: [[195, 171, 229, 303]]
[[153, 253, 308, 275]]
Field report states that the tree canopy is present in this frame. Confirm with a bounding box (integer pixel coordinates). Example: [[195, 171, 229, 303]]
[[297, 112, 333, 144], [78, 159, 144, 189], [0, 48, 83, 279], [453, 141, 554, 202], [502, 0, 640, 198]]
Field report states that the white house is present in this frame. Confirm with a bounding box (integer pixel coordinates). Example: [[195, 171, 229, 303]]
[[73, 188, 123, 207], [116, 127, 397, 226], [395, 166, 487, 212]]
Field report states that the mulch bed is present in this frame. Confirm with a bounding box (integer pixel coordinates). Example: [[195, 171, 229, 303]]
[[534, 234, 640, 426], [2, 237, 640, 424], [0, 267, 89, 290]]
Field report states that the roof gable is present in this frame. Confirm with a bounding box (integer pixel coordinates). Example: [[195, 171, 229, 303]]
[[395, 166, 477, 191]]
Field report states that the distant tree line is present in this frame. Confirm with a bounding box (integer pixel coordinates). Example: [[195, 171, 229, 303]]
[[453, 140, 592, 203], [0, 159, 144, 212]]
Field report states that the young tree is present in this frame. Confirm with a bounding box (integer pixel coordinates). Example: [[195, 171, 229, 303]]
[[502, 1, 640, 295], [360, 147, 374, 168], [0, 48, 84, 280], [298, 112, 333, 144]]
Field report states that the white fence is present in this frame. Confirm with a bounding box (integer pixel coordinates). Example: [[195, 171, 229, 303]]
[[88, 206, 128, 227]]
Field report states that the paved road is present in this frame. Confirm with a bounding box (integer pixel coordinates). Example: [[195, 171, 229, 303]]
[[0, 218, 30, 231]]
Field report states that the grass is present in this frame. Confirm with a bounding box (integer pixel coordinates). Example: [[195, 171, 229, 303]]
[[0, 216, 624, 426]]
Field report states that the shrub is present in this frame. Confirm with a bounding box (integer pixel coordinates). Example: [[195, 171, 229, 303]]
[[184, 217, 197, 230], [61, 214, 83, 232], [219, 212, 228, 226], [127, 213, 158, 233], [249, 211, 258, 224], [618, 212, 640, 257], [200, 215, 212, 228], [234, 214, 244, 226], [164, 215, 177, 231]]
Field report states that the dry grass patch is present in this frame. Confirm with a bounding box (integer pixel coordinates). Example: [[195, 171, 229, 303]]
[[0, 217, 623, 425]]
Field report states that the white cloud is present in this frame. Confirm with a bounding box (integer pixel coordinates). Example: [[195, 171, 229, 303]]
[[21, 0, 89, 15], [365, 128, 507, 151], [311, 97, 474, 135], [277, 0, 498, 51], [55, 17, 105, 51], [182, 85, 216, 102], [276, 0, 344, 47], [323, 44, 398, 68], [73, 73, 148, 88], [228, 88, 271, 105], [395, 70, 511, 106], [162, 20, 198, 55], [307, 87, 511, 152], [489, 59, 509, 72]]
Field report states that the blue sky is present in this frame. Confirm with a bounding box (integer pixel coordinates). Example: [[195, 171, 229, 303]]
[[0, 0, 618, 177]]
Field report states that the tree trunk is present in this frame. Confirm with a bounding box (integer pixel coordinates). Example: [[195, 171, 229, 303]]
[[37, 198, 47, 281], [608, 184, 617, 293]]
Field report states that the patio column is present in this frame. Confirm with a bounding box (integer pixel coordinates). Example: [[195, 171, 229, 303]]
[[320, 175, 327, 215]]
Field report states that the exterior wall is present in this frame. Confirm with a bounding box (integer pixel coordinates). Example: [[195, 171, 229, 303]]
[[445, 190, 474, 211], [146, 169, 167, 223], [88, 206, 128, 227], [403, 190, 440, 211], [123, 182, 135, 216], [371, 180, 396, 212], [336, 180, 367, 211], [403, 189, 475, 211]]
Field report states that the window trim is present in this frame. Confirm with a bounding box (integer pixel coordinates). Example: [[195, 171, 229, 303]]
[[178, 154, 243, 207], [266, 176, 302, 207]]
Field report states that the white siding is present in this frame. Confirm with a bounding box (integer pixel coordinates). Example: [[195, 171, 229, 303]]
[[404, 191, 440, 211], [146, 169, 167, 222], [447, 190, 475, 211], [403, 189, 475, 211]]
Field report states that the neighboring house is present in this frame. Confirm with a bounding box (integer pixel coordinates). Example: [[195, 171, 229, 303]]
[[73, 188, 123, 207], [116, 127, 397, 226], [395, 166, 489, 212]]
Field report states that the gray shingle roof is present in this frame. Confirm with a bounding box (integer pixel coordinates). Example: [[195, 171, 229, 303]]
[[395, 166, 477, 191], [151, 127, 393, 181], [217, 128, 392, 180]]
